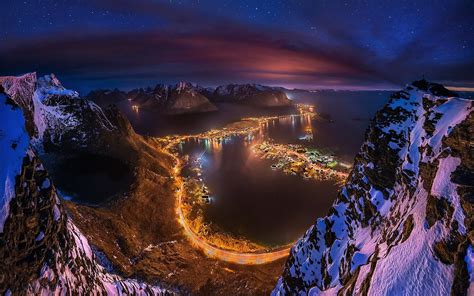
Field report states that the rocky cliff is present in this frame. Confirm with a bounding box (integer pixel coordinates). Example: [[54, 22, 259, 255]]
[[0, 74, 174, 294], [273, 80, 473, 295]]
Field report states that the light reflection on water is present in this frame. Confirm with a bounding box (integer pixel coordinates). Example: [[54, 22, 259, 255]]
[[118, 91, 388, 245], [179, 114, 339, 246]]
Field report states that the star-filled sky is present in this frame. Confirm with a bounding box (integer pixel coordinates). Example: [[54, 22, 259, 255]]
[[1, 0, 473, 93]]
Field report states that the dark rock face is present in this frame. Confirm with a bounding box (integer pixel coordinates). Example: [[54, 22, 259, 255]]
[[0, 154, 67, 293], [273, 81, 473, 295], [411, 79, 459, 97], [86, 89, 128, 107], [1, 73, 140, 205], [212, 84, 293, 107]]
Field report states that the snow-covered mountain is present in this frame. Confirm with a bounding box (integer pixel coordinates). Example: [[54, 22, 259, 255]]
[[88, 82, 292, 112], [1, 73, 136, 155], [211, 83, 292, 107], [273, 80, 473, 295], [0, 74, 174, 294], [152, 82, 217, 114], [88, 82, 217, 115]]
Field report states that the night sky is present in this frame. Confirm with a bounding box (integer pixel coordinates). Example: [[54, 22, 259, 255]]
[[1, 0, 473, 93]]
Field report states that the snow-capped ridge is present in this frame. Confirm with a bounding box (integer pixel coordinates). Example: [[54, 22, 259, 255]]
[[0, 72, 37, 113], [0, 73, 127, 153], [273, 80, 473, 296], [35, 73, 80, 102], [0, 76, 173, 295], [101, 81, 218, 115], [212, 83, 292, 107]]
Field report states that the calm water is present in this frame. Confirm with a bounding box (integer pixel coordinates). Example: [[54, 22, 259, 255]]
[[288, 90, 391, 162], [62, 91, 389, 243], [120, 90, 390, 163], [124, 90, 389, 245], [179, 132, 339, 246], [119, 102, 298, 136]]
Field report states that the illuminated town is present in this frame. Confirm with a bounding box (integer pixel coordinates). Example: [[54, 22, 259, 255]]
[[3, 0, 471, 293], [153, 104, 350, 264], [253, 141, 349, 184]]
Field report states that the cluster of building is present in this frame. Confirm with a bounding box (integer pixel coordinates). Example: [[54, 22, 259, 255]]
[[185, 158, 214, 204], [254, 141, 348, 183]]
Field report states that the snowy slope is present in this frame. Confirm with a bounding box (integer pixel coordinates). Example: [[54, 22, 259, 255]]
[[0, 75, 174, 295], [0, 93, 30, 233], [1, 73, 118, 153], [273, 81, 473, 296]]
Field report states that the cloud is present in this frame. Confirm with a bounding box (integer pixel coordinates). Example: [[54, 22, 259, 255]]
[[1, 0, 472, 90], [0, 28, 383, 88]]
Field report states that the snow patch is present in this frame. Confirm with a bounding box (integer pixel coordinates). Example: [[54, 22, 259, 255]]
[[0, 94, 30, 233]]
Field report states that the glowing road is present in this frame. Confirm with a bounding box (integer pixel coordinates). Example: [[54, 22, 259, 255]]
[[172, 157, 292, 265], [160, 106, 319, 265]]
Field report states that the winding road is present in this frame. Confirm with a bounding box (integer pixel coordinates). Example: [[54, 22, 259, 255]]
[[173, 158, 292, 265], [164, 108, 320, 265]]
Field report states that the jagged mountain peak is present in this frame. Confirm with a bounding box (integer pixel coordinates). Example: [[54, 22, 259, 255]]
[[175, 81, 197, 91], [35, 73, 80, 101], [0, 76, 173, 295], [125, 81, 217, 114], [0, 73, 131, 155], [273, 81, 473, 295], [151, 81, 205, 94], [212, 83, 292, 107], [215, 83, 268, 95], [0, 72, 80, 108], [0, 72, 37, 112]]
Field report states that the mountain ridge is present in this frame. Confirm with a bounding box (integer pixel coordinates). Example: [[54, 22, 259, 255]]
[[87, 81, 293, 112], [273, 80, 473, 295], [0, 75, 175, 294]]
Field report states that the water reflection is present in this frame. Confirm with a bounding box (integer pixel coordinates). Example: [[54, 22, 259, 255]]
[[178, 113, 340, 246], [118, 91, 389, 245]]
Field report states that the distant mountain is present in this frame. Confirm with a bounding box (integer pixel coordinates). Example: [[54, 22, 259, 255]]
[[273, 80, 473, 295], [211, 83, 292, 107], [0, 73, 173, 294], [154, 82, 218, 115], [88, 82, 217, 115], [87, 82, 293, 113], [87, 88, 128, 108]]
